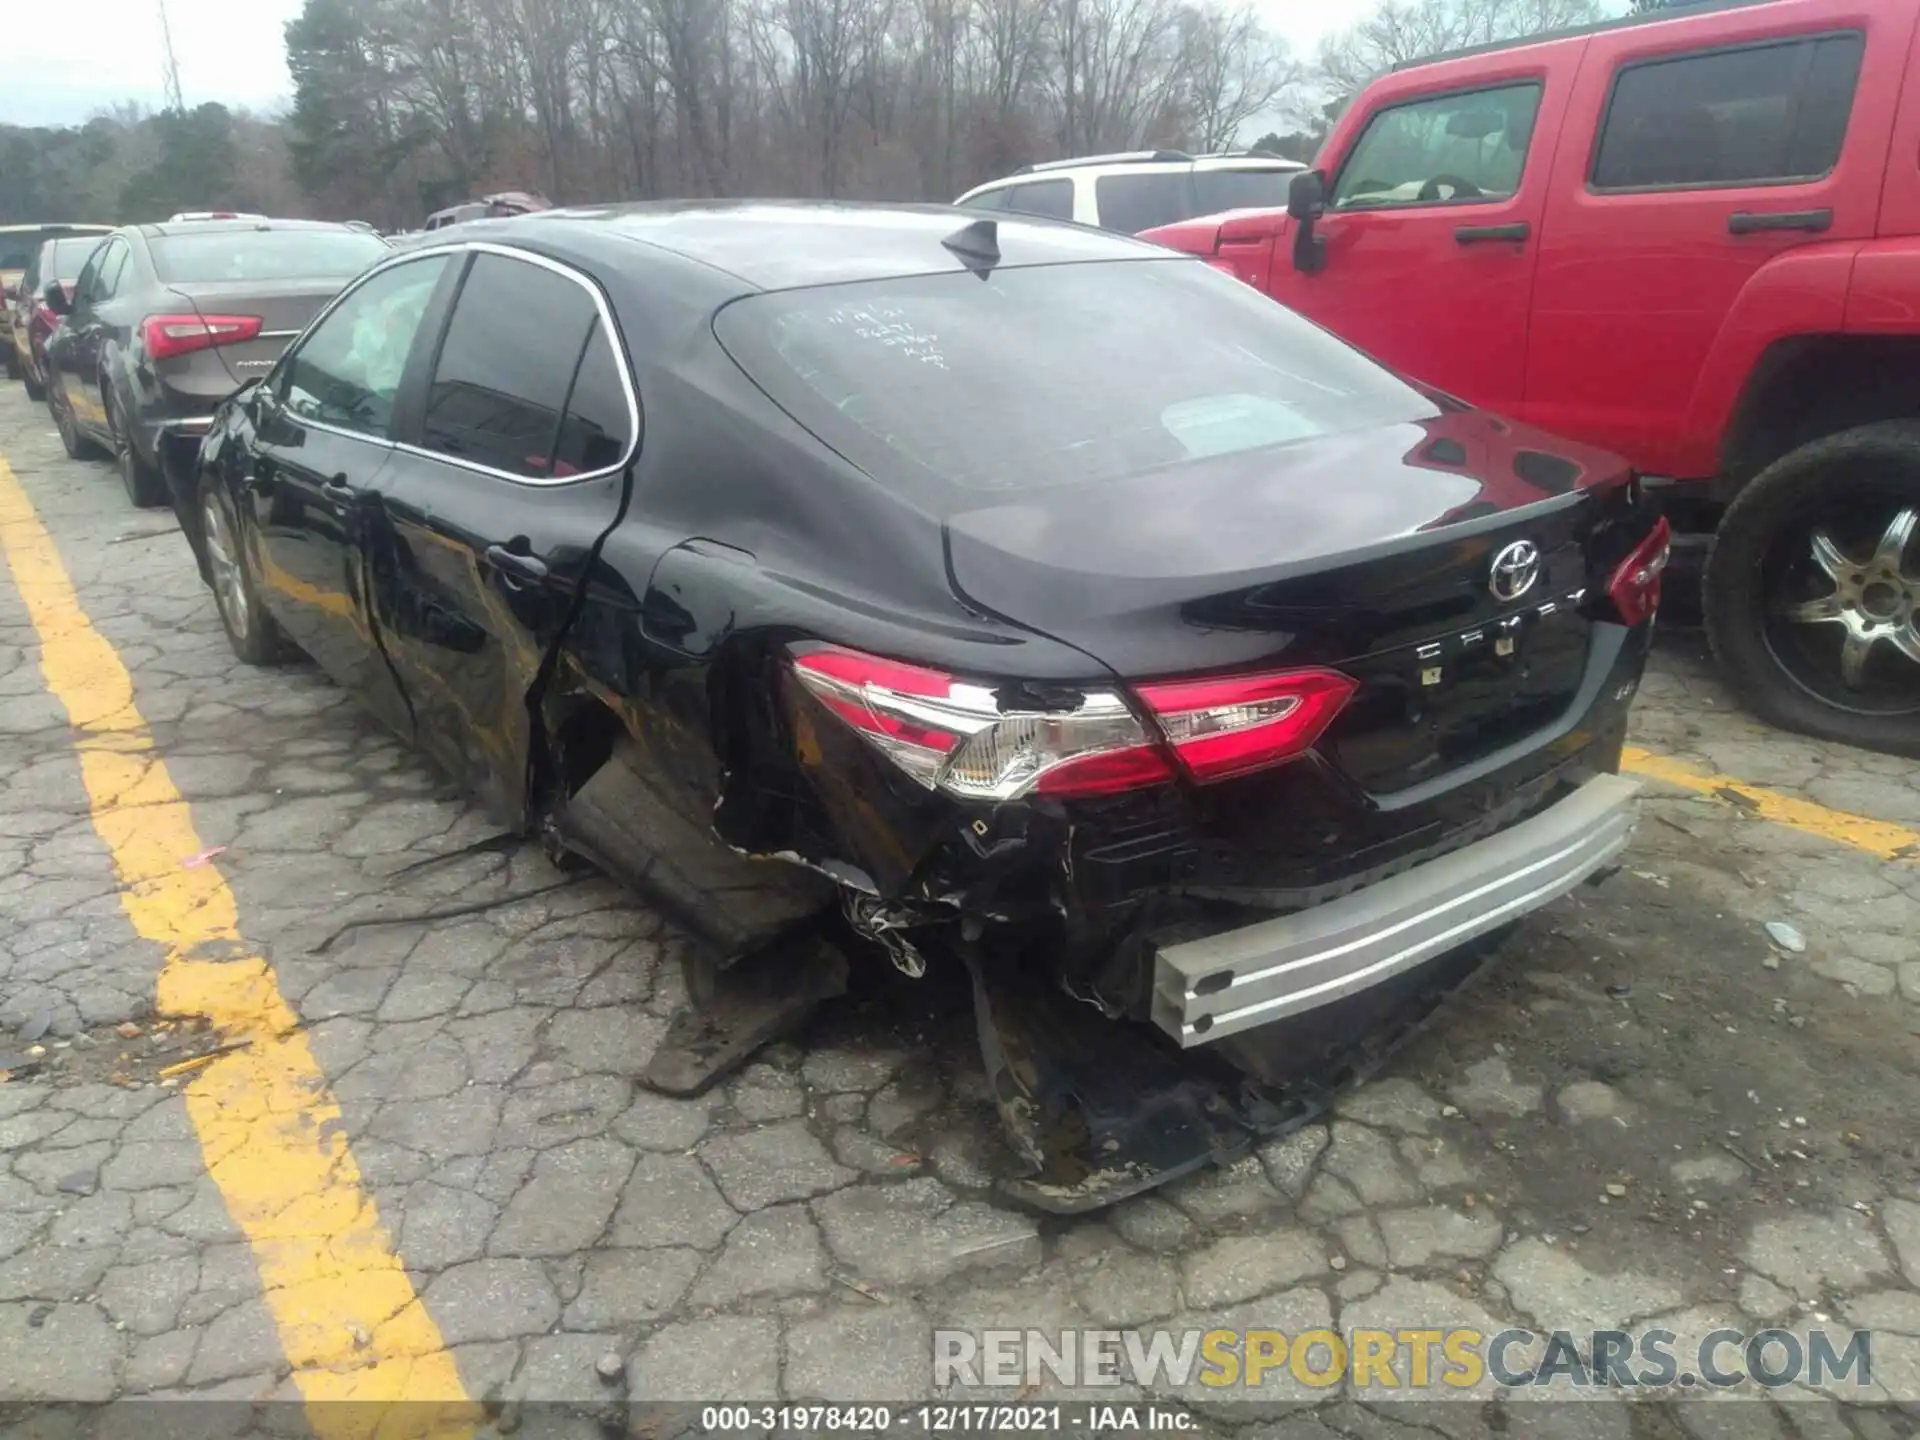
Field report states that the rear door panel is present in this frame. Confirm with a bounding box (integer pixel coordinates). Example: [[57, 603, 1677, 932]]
[[365, 247, 636, 823]]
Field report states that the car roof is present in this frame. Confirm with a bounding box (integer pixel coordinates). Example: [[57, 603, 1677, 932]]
[[957, 153, 1301, 200], [0, 222, 114, 235], [133, 218, 368, 239], [411, 200, 1167, 293]]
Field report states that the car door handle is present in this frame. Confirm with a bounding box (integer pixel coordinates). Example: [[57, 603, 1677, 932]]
[[1727, 208, 1832, 235], [485, 544, 549, 584], [1454, 222, 1530, 244]]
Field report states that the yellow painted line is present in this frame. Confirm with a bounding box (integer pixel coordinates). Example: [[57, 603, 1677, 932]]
[[1623, 745, 1920, 861], [0, 455, 476, 1435]]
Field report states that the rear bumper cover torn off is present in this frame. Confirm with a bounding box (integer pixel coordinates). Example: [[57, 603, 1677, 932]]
[[1153, 772, 1641, 1047]]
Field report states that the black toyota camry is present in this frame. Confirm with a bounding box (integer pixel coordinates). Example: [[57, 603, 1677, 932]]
[[191, 202, 1668, 1209]]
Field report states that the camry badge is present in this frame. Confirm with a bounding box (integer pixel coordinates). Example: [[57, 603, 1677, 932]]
[[1488, 540, 1542, 603]]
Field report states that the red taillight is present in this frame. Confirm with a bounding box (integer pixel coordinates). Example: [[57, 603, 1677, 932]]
[[789, 645, 1356, 800], [1135, 669, 1357, 783], [791, 645, 1172, 799], [142, 313, 263, 362], [1606, 516, 1671, 627]]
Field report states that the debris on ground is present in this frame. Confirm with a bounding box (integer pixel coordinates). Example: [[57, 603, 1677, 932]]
[[1764, 921, 1806, 953]]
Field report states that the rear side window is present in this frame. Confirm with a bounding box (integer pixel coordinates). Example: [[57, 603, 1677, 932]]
[[550, 323, 633, 476], [1095, 172, 1195, 233], [1332, 83, 1542, 209], [1591, 33, 1864, 190], [150, 229, 387, 283], [1194, 168, 1294, 214], [421, 252, 605, 479], [1002, 180, 1074, 221]]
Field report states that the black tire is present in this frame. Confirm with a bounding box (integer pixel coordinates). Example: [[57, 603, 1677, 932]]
[[49, 377, 102, 460], [21, 361, 45, 403], [1703, 421, 1920, 758], [108, 397, 169, 508], [2, 341, 16, 381], [197, 470, 293, 666]]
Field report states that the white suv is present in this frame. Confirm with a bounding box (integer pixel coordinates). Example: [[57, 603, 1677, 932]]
[[954, 151, 1305, 234]]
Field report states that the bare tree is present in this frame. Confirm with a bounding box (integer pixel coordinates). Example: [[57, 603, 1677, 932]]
[[1318, 0, 1604, 100], [1179, 2, 1298, 152]]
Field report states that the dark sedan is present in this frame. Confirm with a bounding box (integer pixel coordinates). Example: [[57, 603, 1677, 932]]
[[191, 203, 1668, 1210], [9, 233, 108, 401], [41, 218, 389, 509]]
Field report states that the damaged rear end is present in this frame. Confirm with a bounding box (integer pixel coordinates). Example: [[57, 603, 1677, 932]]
[[706, 253, 1668, 1208]]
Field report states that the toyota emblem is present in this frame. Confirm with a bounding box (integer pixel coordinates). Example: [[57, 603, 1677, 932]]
[[1488, 540, 1541, 603]]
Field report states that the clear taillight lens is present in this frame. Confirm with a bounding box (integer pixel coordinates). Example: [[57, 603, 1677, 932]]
[[1606, 515, 1671, 627], [790, 645, 1358, 800], [790, 646, 1170, 799]]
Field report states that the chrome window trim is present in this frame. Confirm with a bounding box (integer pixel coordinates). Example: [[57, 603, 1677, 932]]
[[270, 240, 642, 488]]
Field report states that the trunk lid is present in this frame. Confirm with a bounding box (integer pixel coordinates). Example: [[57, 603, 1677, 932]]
[[161, 280, 339, 387], [944, 410, 1637, 797]]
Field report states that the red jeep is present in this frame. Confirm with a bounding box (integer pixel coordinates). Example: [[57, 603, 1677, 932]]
[[1147, 0, 1920, 755]]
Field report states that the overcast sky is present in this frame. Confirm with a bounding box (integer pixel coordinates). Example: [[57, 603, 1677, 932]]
[[4, 0, 1377, 128]]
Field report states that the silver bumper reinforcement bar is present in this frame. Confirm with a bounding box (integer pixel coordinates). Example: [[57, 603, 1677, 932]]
[[1152, 772, 1641, 1047]]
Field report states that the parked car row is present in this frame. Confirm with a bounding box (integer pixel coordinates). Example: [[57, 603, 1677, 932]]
[[6, 218, 388, 518]]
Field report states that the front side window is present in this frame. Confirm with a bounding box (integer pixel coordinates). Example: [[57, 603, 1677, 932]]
[[1591, 33, 1864, 191], [420, 252, 602, 478], [1331, 82, 1542, 209], [715, 259, 1436, 498], [280, 255, 450, 439], [1003, 180, 1074, 221], [1094, 172, 1195, 233], [83, 240, 129, 305]]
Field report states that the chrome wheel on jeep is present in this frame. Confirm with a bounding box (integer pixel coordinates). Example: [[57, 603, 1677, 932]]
[[1705, 421, 1920, 757], [1764, 505, 1920, 715], [1771, 509, 1920, 694]]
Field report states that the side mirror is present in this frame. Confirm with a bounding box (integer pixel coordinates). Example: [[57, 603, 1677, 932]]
[[1287, 169, 1329, 275], [40, 282, 70, 317], [1286, 169, 1326, 221]]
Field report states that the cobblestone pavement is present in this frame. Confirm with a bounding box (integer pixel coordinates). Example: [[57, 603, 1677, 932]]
[[1, 379, 1919, 1439]]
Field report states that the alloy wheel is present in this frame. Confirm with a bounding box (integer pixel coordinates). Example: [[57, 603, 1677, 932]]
[[201, 493, 251, 643], [1766, 506, 1920, 712]]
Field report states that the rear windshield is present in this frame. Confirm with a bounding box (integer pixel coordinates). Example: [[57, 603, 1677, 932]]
[[47, 235, 107, 280], [3, 227, 110, 270], [714, 259, 1435, 494], [1194, 168, 1294, 213], [150, 229, 387, 283]]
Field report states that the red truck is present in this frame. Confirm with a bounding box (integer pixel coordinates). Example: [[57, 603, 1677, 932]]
[[1146, 0, 1919, 756]]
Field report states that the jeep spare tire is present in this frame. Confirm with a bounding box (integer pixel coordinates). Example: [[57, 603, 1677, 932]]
[[1704, 421, 1920, 758]]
